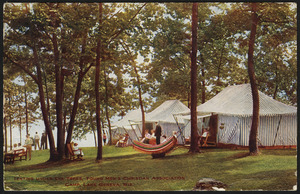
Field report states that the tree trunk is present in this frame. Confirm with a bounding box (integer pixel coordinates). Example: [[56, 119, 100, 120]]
[[42, 63, 51, 123], [34, 45, 57, 161], [273, 67, 278, 100], [189, 2, 200, 153], [121, 41, 146, 138], [95, 3, 103, 161], [103, 64, 113, 145], [65, 74, 84, 156], [19, 105, 22, 143], [65, 31, 91, 156], [48, 5, 65, 160], [133, 65, 146, 138], [24, 85, 29, 135], [89, 110, 97, 147], [53, 34, 64, 160], [93, 129, 97, 147], [248, 3, 260, 155], [201, 68, 206, 104], [8, 97, 13, 150], [187, 92, 190, 109], [273, 58, 278, 100], [199, 53, 206, 104], [9, 111, 12, 150], [4, 116, 7, 153]]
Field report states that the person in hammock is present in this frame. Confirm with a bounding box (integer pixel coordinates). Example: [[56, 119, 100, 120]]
[[141, 130, 151, 144], [149, 129, 157, 145]]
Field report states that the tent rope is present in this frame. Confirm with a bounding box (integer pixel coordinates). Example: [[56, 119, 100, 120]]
[[173, 115, 186, 143], [273, 115, 282, 146], [122, 127, 134, 143]]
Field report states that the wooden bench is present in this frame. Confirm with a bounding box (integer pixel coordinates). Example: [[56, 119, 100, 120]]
[[3, 149, 27, 164], [66, 143, 83, 160], [4, 153, 15, 164], [13, 149, 27, 161]]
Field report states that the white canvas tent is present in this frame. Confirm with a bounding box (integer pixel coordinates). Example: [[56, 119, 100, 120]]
[[177, 84, 297, 147], [134, 100, 190, 144], [111, 109, 144, 145], [173, 114, 212, 143]]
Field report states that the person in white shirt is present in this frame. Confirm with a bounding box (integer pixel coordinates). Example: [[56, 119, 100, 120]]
[[73, 143, 84, 156], [141, 130, 151, 144], [34, 132, 40, 150], [14, 143, 25, 152], [23, 134, 33, 160]]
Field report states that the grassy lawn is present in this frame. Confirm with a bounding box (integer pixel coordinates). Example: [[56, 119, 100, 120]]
[[3, 146, 297, 191]]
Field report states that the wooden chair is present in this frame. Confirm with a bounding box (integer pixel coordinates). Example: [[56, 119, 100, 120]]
[[185, 137, 191, 145], [67, 143, 83, 160], [199, 132, 210, 147], [199, 131, 217, 147], [118, 136, 129, 147]]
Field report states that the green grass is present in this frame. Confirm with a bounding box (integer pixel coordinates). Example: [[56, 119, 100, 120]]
[[3, 146, 297, 191]]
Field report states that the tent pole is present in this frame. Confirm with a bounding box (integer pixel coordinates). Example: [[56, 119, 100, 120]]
[[273, 115, 282, 146], [129, 120, 142, 140], [129, 121, 139, 141], [173, 115, 185, 144], [122, 126, 133, 143], [135, 121, 143, 138]]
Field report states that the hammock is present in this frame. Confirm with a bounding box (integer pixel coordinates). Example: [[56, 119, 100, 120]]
[[132, 136, 177, 155]]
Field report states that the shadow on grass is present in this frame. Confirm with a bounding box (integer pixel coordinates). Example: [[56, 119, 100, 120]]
[[165, 152, 201, 159], [6, 152, 146, 172], [102, 152, 144, 160], [261, 149, 297, 156], [228, 169, 296, 191], [226, 152, 250, 160], [6, 159, 80, 172]]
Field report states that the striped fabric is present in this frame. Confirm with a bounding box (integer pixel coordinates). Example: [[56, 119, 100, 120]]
[[132, 136, 177, 155], [218, 114, 297, 146]]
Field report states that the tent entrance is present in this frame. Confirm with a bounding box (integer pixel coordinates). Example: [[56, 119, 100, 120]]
[[145, 122, 154, 132], [205, 114, 218, 147]]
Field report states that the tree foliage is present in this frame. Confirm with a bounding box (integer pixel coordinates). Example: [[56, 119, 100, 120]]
[[3, 3, 297, 159]]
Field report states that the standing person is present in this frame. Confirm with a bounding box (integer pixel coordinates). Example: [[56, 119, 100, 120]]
[[23, 134, 33, 160], [154, 122, 162, 145], [34, 132, 40, 150], [103, 132, 107, 145], [41, 133, 47, 150]]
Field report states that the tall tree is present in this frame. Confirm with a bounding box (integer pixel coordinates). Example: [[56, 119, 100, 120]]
[[95, 3, 103, 161], [120, 41, 147, 137], [103, 62, 113, 145], [247, 3, 260, 155], [189, 2, 200, 153], [65, 29, 92, 156]]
